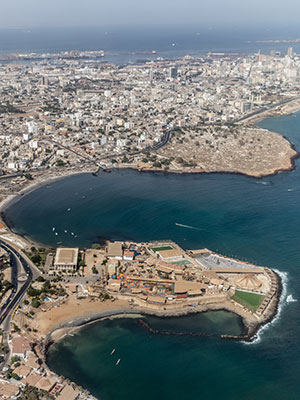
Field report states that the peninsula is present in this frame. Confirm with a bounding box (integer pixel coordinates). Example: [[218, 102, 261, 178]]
[[0, 213, 282, 399], [31, 240, 280, 341], [1, 51, 300, 205], [0, 48, 294, 398]]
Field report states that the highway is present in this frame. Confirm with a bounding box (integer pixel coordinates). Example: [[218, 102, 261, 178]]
[[0, 240, 39, 369], [0, 240, 34, 325]]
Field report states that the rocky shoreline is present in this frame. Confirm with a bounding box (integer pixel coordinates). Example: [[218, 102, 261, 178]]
[[44, 269, 283, 353]]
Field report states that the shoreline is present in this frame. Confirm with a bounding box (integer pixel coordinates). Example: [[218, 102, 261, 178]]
[[0, 108, 291, 398], [1, 136, 299, 236], [44, 268, 282, 348], [0, 169, 94, 249], [0, 103, 299, 236], [238, 97, 300, 124], [33, 266, 282, 399]]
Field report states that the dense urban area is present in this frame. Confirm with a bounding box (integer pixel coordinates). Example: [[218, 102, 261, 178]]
[[0, 48, 300, 198], [0, 47, 296, 398]]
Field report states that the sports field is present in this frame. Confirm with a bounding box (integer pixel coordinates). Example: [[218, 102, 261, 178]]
[[151, 246, 173, 252], [232, 290, 264, 312]]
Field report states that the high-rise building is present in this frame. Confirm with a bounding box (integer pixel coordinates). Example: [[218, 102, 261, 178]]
[[169, 67, 178, 79], [40, 76, 49, 86], [288, 47, 293, 57]]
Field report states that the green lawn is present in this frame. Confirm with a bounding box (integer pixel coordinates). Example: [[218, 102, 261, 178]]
[[151, 246, 173, 252], [232, 290, 264, 312]]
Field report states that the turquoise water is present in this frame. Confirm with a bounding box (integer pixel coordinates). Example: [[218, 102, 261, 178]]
[[5, 112, 300, 399]]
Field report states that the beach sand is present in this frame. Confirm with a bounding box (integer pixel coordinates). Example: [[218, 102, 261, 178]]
[[25, 296, 130, 338]]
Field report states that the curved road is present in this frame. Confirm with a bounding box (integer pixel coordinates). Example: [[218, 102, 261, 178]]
[[0, 239, 39, 369]]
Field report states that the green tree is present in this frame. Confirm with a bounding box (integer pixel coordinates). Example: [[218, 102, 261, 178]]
[[56, 159, 65, 167], [31, 298, 40, 308], [92, 266, 99, 274]]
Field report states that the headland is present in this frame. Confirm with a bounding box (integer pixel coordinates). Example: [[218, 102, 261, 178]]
[[8, 240, 281, 346]]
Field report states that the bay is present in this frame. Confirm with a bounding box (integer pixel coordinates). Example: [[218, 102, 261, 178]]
[[5, 111, 300, 399]]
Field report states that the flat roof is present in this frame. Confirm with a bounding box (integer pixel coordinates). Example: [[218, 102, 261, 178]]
[[174, 281, 206, 294], [158, 249, 183, 259], [107, 241, 123, 257], [54, 248, 79, 266]]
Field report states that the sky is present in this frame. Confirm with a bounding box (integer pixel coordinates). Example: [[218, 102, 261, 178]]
[[0, 0, 299, 29]]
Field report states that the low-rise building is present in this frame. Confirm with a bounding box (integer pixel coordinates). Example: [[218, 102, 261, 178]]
[[53, 248, 79, 272], [11, 336, 31, 359], [107, 241, 123, 260]]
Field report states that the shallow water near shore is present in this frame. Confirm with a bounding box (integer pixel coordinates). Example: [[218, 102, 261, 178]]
[[6, 111, 300, 399]]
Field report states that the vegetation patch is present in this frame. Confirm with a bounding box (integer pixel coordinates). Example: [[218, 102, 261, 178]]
[[232, 290, 264, 312], [151, 246, 173, 252]]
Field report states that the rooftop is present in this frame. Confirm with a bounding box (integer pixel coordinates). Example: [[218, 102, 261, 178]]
[[54, 248, 79, 266]]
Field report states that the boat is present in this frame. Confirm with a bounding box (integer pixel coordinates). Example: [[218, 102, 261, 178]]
[[67, 208, 71, 211], [52, 227, 55, 231], [116, 359, 121, 365], [110, 349, 116, 355]]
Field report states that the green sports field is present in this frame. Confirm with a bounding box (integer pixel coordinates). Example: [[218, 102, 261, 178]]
[[151, 246, 173, 252], [232, 290, 264, 312]]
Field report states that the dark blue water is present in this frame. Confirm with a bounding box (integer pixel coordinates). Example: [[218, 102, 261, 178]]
[[1, 26, 300, 63], [6, 112, 300, 399]]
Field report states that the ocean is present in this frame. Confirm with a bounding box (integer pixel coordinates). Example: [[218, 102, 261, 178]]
[[1, 26, 300, 64], [4, 111, 300, 399]]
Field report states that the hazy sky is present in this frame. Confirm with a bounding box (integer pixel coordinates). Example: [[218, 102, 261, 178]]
[[0, 0, 299, 29]]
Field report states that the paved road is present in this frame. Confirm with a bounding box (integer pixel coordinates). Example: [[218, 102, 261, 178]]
[[235, 95, 300, 123], [0, 240, 38, 370], [42, 130, 173, 168], [0, 129, 173, 182]]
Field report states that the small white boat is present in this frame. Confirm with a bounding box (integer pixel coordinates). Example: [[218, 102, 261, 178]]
[[116, 359, 121, 366], [55, 232, 58, 236], [67, 208, 71, 211], [110, 349, 116, 355], [64, 230, 67, 233], [52, 227, 55, 231], [71, 232, 74, 236]]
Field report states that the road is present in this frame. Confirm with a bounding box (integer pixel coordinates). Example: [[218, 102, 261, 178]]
[[40, 129, 173, 169], [0, 128, 173, 182], [0, 239, 39, 370], [235, 95, 300, 123]]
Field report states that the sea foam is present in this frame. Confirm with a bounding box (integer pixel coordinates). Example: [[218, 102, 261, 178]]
[[243, 269, 288, 345]]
